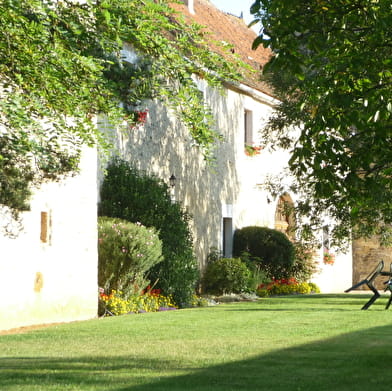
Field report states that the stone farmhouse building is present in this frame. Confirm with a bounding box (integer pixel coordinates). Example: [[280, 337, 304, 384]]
[[2, 0, 384, 332], [109, 1, 352, 290]]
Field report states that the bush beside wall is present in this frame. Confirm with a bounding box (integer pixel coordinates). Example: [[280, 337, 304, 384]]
[[99, 158, 199, 307], [233, 226, 295, 279], [98, 216, 163, 298]]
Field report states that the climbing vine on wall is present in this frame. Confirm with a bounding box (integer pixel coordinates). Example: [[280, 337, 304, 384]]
[[0, 0, 245, 224]]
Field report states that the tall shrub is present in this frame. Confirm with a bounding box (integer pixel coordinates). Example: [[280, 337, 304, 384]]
[[98, 216, 163, 298], [99, 158, 199, 307], [233, 226, 295, 279]]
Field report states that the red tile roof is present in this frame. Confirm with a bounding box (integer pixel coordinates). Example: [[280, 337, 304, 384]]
[[170, 0, 274, 96]]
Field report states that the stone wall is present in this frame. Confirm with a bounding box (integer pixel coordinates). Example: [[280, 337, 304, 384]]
[[352, 237, 392, 290]]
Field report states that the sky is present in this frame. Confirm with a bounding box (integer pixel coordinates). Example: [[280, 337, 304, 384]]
[[210, 0, 255, 25], [209, 0, 260, 32]]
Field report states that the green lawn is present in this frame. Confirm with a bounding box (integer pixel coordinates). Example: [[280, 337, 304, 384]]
[[1, 294, 392, 390]]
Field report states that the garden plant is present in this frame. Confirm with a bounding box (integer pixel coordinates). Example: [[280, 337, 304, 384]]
[[99, 158, 199, 307], [99, 287, 177, 316], [233, 226, 295, 279], [202, 257, 252, 295], [98, 216, 163, 299]]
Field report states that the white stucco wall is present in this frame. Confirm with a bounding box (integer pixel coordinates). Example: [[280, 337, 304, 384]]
[[309, 230, 353, 293], [311, 249, 353, 293], [0, 146, 98, 331], [107, 80, 283, 263], [103, 67, 352, 292]]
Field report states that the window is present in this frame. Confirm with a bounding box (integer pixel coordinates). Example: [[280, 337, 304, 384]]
[[222, 218, 233, 258], [244, 109, 253, 145]]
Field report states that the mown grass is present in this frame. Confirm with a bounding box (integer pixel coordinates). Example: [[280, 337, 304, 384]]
[[1, 294, 392, 390]]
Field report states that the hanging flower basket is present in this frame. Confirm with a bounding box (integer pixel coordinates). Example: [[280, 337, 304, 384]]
[[323, 250, 335, 265]]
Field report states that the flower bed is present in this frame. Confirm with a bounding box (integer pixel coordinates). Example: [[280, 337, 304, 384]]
[[99, 288, 177, 316], [256, 278, 320, 297]]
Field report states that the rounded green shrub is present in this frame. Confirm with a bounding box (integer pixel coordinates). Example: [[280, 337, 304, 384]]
[[233, 226, 295, 279], [98, 216, 163, 298], [202, 257, 252, 295]]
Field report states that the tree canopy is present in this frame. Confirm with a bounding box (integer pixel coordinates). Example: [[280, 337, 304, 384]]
[[0, 0, 243, 221], [251, 0, 392, 245]]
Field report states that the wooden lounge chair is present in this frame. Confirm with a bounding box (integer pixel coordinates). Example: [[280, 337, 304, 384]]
[[383, 263, 392, 310], [345, 260, 384, 310]]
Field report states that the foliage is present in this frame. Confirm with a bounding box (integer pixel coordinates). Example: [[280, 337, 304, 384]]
[[98, 216, 163, 298], [233, 226, 295, 279], [202, 257, 252, 295], [251, 0, 392, 246], [190, 295, 210, 308], [99, 158, 199, 307], [0, 128, 81, 217], [238, 251, 270, 291], [290, 241, 319, 282], [206, 247, 222, 263], [0, 0, 244, 220], [99, 288, 177, 316], [256, 278, 320, 297]]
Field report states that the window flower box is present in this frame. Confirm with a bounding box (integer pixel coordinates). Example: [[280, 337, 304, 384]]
[[245, 144, 262, 156]]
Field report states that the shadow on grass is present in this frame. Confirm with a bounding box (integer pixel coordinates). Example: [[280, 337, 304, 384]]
[[120, 322, 392, 391], [124, 324, 392, 391], [2, 295, 392, 391], [2, 324, 392, 391]]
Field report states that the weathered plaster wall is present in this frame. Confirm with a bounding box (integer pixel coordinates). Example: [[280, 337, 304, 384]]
[[0, 146, 98, 331], [110, 80, 289, 267], [104, 74, 352, 292], [311, 245, 353, 293]]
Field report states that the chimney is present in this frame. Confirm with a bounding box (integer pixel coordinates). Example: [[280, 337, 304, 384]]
[[184, 0, 195, 14]]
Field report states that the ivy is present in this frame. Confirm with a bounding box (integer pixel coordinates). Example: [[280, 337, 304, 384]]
[[0, 0, 245, 222]]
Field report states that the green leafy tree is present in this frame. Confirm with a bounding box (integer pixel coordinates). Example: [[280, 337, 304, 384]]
[[251, 0, 392, 245], [0, 0, 243, 222]]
